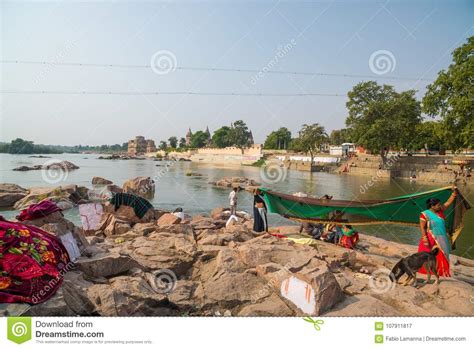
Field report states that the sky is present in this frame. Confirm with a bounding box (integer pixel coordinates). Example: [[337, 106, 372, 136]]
[[1, 0, 473, 146]]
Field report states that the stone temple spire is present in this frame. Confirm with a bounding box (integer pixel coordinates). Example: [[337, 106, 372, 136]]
[[248, 130, 254, 145], [186, 127, 192, 146], [205, 126, 211, 146]]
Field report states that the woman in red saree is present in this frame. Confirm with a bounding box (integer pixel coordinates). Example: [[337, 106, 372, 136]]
[[418, 188, 458, 279], [0, 216, 70, 304]]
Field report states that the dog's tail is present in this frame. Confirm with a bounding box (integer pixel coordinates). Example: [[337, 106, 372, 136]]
[[390, 260, 402, 282], [430, 247, 439, 256]]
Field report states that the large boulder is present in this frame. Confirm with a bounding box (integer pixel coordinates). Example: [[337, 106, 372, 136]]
[[62, 272, 97, 315], [99, 214, 132, 237], [157, 213, 181, 225], [236, 234, 321, 271], [44, 160, 79, 170], [92, 176, 113, 185], [254, 260, 343, 315], [127, 225, 198, 277], [0, 183, 27, 207], [13, 185, 88, 210], [88, 275, 172, 316], [209, 176, 260, 189], [12, 165, 43, 171], [122, 176, 155, 198], [102, 202, 155, 225], [201, 272, 267, 309], [12, 161, 79, 172], [76, 252, 143, 278], [20, 209, 90, 254], [324, 294, 401, 316], [237, 294, 294, 316]]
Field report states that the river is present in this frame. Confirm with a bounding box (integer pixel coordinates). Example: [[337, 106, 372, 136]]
[[1, 153, 472, 259]]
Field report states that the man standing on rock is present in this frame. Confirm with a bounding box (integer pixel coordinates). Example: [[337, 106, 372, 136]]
[[229, 186, 239, 216]]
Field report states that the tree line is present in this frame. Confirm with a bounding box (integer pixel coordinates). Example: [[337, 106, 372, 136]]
[[0, 139, 128, 154], [264, 36, 473, 160], [158, 120, 253, 151]]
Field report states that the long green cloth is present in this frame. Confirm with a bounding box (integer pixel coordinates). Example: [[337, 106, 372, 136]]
[[259, 187, 470, 240]]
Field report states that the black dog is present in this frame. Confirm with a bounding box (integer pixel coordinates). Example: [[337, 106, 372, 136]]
[[390, 248, 439, 287]]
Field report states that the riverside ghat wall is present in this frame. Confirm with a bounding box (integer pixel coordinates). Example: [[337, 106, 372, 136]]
[[340, 154, 474, 184], [188, 145, 264, 165]]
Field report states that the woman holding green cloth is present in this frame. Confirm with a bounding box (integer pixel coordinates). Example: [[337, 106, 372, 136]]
[[418, 186, 458, 278]]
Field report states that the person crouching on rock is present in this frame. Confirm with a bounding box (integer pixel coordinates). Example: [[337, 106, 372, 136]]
[[253, 188, 268, 232], [339, 225, 359, 249]]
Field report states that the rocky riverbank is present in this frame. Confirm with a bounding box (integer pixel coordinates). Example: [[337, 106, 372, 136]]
[[1, 198, 473, 317]]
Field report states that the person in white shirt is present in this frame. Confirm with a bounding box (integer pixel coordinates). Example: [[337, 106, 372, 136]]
[[228, 187, 239, 216]]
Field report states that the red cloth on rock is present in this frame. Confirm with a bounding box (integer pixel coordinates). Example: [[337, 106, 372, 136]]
[[0, 217, 70, 304], [17, 199, 62, 221]]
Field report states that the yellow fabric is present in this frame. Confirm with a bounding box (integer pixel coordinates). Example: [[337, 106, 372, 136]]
[[281, 233, 319, 246]]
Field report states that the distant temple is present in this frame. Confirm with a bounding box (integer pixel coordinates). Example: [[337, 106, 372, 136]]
[[248, 130, 254, 146], [146, 139, 157, 153], [185, 128, 192, 146], [128, 136, 156, 155], [205, 126, 212, 146]]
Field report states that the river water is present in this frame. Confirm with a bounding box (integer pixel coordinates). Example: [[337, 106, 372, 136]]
[[1, 153, 472, 259]]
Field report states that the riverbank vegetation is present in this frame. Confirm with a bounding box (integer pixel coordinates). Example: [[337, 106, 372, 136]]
[[0, 138, 128, 155]]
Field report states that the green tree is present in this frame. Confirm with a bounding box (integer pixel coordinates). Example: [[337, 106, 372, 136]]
[[408, 121, 445, 152], [345, 81, 421, 162], [211, 126, 232, 148], [178, 137, 187, 148], [422, 36, 474, 151], [168, 136, 178, 149], [292, 123, 328, 163], [264, 127, 292, 149], [229, 120, 251, 150], [329, 128, 352, 145], [159, 141, 167, 151], [190, 131, 208, 148], [9, 138, 35, 154]]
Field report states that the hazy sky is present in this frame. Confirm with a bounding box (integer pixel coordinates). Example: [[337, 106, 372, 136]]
[[1, 0, 472, 146]]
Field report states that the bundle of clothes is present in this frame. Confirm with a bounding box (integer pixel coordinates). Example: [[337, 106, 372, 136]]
[[0, 213, 71, 304]]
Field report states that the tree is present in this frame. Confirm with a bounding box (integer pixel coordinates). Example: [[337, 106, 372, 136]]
[[178, 137, 187, 148], [422, 36, 474, 151], [408, 121, 445, 152], [8, 138, 35, 154], [190, 131, 208, 148], [229, 120, 252, 149], [159, 141, 167, 151], [168, 136, 178, 149], [211, 126, 232, 148], [345, 81, 421, 162], [292, 123, 328, 164], [264, 127, 292, 150], [329, 128, 352, 145]]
